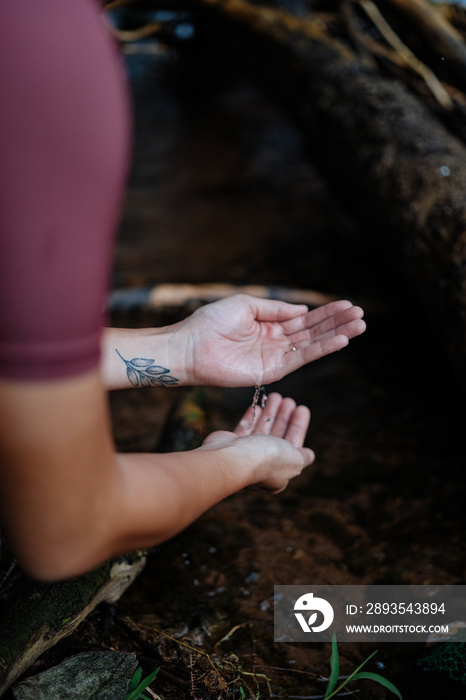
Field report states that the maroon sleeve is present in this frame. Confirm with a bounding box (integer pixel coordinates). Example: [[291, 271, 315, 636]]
[[0, 0, 131, 380]]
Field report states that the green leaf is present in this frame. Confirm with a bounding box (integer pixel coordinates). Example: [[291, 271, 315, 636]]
[[325, 633, 340, 698], [352, 671, 403, 699], [126, 667, 160, 700], [324, 649, 379, 699], [127, 667, 142, 692]]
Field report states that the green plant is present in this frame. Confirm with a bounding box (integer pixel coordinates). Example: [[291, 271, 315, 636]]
[[125, 666, 160, 700], [238, 688, 260, 699], [324, 634, 402, 699]]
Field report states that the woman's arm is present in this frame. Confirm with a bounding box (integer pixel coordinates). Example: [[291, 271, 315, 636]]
[[102, 295, 366, 390], [0, 372, 313, 582]]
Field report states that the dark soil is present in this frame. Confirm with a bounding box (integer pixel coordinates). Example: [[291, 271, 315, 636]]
[[7, 15, 466, 700]]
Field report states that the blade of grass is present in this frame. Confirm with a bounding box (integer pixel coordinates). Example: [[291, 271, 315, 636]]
[[324, 649, 378, 699], [126, 667, 160, 700], [352, 671, 402, 699], [324, 634, 340, 698], [127, 667, 142, 693]]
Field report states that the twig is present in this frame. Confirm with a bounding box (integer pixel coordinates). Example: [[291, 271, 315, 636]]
[[388, 0, 466, 49], [125, 617, 272, 695], [110, 21, 163, 42], [109, 282, 371, 312], [214, 622, 252, 656], [104, 0, 139, 9], [253, 663, 318, 678], [189, 654, 196, 700], [357, 0, 453, 110], [127, 618, 218, 671], [341, 0, 377, 67]]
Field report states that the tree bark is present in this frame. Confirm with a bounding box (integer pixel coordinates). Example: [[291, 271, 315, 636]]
[[173, 0, 466, 383], [0, 553, 146, 697], [381, 0, 466, 91]]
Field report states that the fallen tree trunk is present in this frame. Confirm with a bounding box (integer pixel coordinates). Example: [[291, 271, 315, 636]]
[[109, 282, 341, 311], [0, 553, 146, 697], [163, 0, 466, 383]]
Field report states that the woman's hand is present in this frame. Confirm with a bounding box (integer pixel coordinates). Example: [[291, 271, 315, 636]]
[[102, 294, 365, 390], [199, 392, 315, 493], [174, 294, 366, 387]]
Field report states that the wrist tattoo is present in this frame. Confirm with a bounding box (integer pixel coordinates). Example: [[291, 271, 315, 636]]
[[116, 349, 179, 388]]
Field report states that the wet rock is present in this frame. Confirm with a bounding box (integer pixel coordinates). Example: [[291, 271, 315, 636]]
[[12, 651, 137, 700]]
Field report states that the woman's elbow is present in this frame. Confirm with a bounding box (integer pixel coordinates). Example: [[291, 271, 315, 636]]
[[5, 524, 115, 582]]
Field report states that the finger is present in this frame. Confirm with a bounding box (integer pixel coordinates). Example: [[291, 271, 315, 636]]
[[251, 392, 284, 435], [289, 315, 366, 348], [282, 334, 349, 374], [234, 404, 264, 436], [312, 317, 366, 344], [285, 306, 365, 347], [245, 296, 309, 322], [298, 446, 316, 467], [282, 316, 366, 373], [202, 429, 237, 447], [269, 397, 298, 439], [290, 305, 365, 343], [314, 305, 365, 340], [280, 300, 354, 335], [284, 404, 311, 448]]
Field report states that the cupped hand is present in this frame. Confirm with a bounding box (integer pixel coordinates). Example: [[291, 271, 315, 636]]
[[199, 392, 315, 493], [174, 294, 365, 387]]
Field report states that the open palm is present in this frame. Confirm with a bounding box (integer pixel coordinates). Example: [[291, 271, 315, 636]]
[[175, 294, 365, 387]]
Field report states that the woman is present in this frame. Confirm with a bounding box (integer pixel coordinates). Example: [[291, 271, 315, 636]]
[[0, 0, 365, 581]]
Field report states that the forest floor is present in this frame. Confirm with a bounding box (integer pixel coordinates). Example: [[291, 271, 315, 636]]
[[9, 25, 466, 700]]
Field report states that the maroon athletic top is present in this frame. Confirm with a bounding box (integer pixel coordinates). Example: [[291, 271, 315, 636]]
[[0, 0, 130, 380]]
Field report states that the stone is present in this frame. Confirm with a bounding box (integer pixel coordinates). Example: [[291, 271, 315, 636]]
[[12, 650, 138, 700]]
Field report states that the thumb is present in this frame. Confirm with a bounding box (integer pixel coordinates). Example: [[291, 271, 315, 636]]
[[201, 430, 236, 448], [247, 296, 308, 322], [299, 447, 316, 466]]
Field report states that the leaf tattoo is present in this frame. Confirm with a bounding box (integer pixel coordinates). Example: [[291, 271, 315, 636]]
[[115, 349, 179, 387]]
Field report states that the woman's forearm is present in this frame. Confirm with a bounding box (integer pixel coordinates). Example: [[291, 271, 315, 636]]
[[0, 370, 255, 581], [0, 368, 312, 582], [108, 445, 252, 555]]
